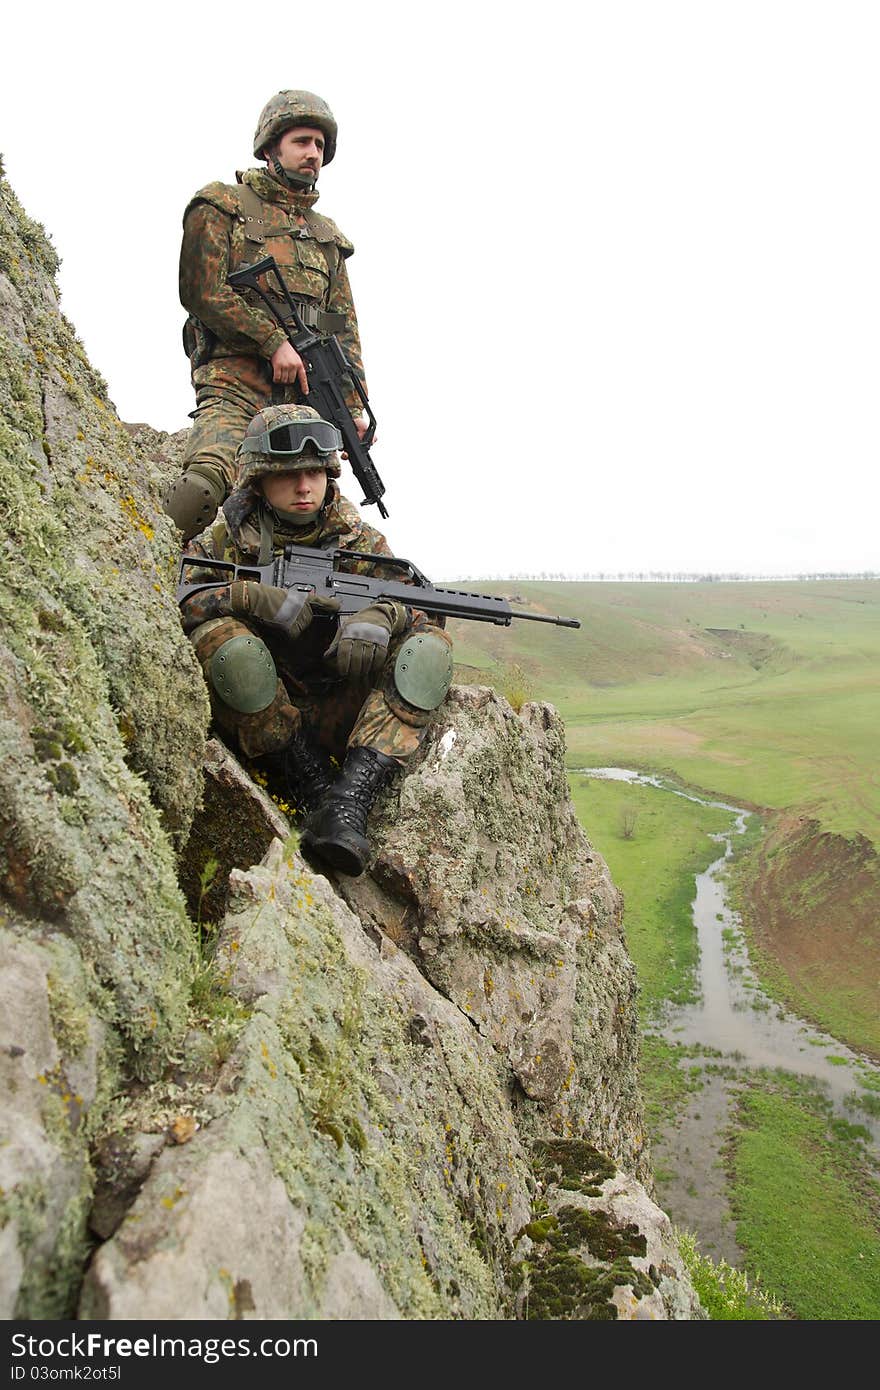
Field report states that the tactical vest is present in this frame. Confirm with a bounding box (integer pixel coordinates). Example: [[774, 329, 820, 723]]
[[183, 177, 354, 367]]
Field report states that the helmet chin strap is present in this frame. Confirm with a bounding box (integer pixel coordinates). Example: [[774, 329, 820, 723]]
[[270, 153, 317, 191]]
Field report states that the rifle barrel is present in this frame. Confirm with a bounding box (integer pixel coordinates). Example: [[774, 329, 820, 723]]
[[509, 611, 581, 628]]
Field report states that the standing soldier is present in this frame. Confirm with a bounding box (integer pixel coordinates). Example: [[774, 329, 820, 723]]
[[165, 90, 370, 540]]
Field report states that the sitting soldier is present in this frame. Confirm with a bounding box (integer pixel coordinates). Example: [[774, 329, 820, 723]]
[[178, 403, 453, 877]]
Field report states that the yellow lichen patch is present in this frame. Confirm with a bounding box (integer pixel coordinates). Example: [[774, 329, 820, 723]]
[[120, 494, 155, 541], [260, 1041, 278, 1080], [169, 1115, 199, 1145], [160, 1186, 186, 1210]]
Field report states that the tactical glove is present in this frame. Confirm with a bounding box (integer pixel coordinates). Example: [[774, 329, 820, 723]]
[[230, 582, 339, 641], [323, 602, 402, 679]]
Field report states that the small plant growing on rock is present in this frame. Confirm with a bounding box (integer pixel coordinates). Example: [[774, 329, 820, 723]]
[[494, 662, 535, 713], [195, 856, 220, 943], [677, 1230, 785, 1320]]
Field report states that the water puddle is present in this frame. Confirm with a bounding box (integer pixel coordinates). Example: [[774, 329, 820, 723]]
[[578, 767, 880, 1260]]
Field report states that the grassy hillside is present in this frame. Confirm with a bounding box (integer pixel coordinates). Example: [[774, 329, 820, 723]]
[[730, 815, 880, 1057], [449, 579, 880, 846]]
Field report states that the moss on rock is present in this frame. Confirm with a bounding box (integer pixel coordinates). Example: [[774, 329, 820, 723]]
[[533, 1139, 617, 1196]]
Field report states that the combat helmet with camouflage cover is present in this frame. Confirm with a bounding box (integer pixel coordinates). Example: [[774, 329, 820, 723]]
[[237, 404, 342, 489], [253, 90, 338, 164]]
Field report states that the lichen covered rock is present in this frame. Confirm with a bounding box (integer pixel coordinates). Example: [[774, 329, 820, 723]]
[[514, 1141, 705, 1319], [0, 165, 701, 1320], [344, 687, 648, 1180], [0, 926, 113, 1317], [81, 831, 691, 1319], [0, 162, 207, 1315]]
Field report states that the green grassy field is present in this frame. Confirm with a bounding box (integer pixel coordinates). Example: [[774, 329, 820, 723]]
[[567, 772, 725, 1150], [452, 579, 880, 846], [572, 771, 880, 1319], [730, 1082, 880, 1319], [553, 591, 880, 1320], [567, 775, 733, 1017]]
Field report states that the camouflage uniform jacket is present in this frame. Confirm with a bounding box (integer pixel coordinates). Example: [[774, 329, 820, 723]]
[[179, 167, 364, 387], [180, 483, 417, 682]]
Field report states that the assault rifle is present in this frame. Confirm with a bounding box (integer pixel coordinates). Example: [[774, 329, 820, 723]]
[[177, 545, 581, 630], [227, 255, 387, 518]]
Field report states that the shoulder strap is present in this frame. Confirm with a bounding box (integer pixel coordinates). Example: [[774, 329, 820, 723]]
[[237, 182, 268, 250], [302, 210, 342, 300]]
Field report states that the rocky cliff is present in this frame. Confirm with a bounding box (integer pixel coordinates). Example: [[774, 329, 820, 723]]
[[0, 163, 703, 1320]]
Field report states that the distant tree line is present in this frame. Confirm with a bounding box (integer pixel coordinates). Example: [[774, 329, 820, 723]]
[[455, 570, 880, 584]]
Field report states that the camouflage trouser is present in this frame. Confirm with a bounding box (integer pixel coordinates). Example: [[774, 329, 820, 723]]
[[183, 354, 360, 498], [183, 357, 293, 496], [189, 615, 452, 766]]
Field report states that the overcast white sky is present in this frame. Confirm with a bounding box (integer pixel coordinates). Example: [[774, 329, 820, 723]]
[[2, 0, 878, 579]]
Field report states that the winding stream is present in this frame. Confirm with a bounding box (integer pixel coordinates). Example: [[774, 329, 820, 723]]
[[579, 767, 880, 1262]]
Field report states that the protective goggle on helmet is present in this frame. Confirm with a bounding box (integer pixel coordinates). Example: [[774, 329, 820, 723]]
[[240, 418, 344, 458]]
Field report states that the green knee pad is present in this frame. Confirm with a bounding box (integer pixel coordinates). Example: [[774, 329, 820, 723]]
[[163, 467, 225, 540], [394, 631, 454, 711], [208, 633, 277, 713]]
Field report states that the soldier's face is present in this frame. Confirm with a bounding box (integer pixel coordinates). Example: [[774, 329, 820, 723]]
[[275, 126, 325, 180], [261, 467, 328, 515]]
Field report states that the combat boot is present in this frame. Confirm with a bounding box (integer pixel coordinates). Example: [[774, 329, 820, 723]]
[[301, 746, 398, 877], [260, 728, 336, 817]]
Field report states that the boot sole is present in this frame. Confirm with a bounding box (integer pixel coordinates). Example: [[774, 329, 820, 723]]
[[301, 830, 367, 878]]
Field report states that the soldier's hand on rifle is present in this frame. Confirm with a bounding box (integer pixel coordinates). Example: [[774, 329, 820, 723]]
[[230, 581, 339, 640], [270, 341, 309, 394], [323, 603, 397, 679]]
